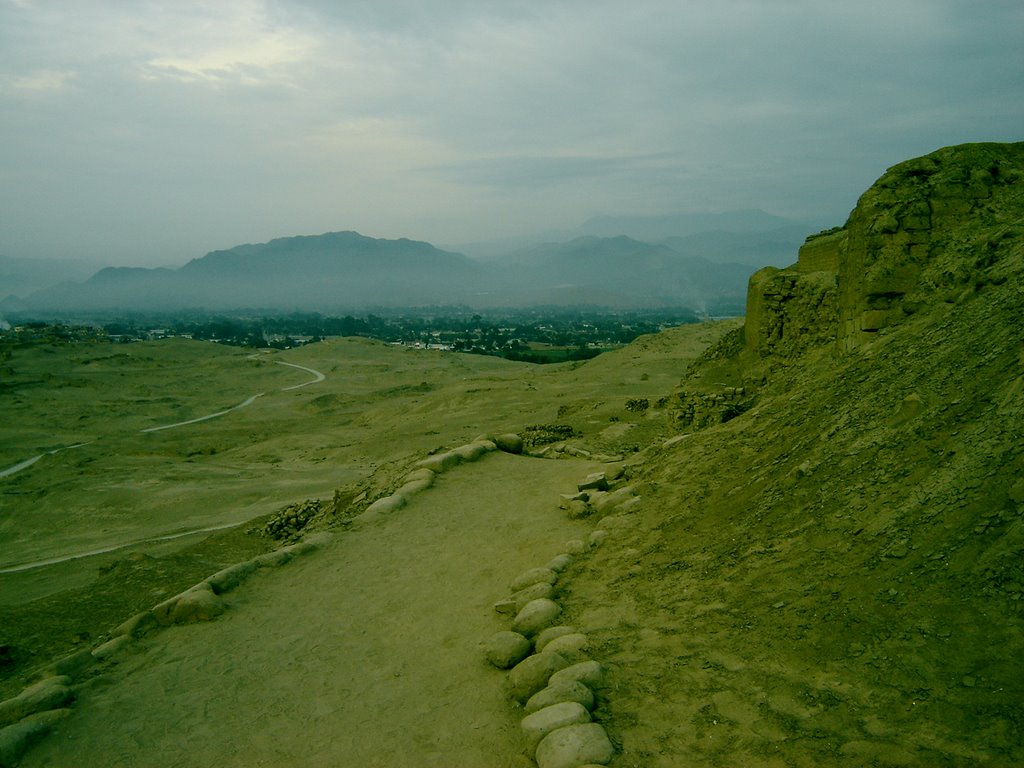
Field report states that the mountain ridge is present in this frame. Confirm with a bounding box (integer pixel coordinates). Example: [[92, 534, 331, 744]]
[[3, 226, 790, 316]]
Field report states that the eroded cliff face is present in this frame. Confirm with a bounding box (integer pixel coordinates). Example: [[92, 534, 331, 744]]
[[743, 142, 1024, 359], [674, 141, 1023, 430], [838, 142, 1024, 350]]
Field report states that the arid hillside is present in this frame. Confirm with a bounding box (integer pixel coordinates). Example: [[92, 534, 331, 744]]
[[565, 142, 1024, 766]]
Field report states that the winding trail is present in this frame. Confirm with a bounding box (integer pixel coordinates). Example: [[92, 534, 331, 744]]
[[139, 393, 266, 433], [277, 360, 326, 390], [0, 443, 90, 479], [0, 521, 246, 575], [0, 357, 327, 477]]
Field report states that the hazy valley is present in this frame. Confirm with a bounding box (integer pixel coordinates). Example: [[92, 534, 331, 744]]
[[1, 142, 1022, 766]]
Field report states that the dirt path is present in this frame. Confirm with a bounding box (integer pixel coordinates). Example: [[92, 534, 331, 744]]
[[23, 452, 601, 767]]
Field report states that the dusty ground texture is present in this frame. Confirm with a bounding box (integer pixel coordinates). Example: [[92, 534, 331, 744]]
[[19, 452, 603, 767]]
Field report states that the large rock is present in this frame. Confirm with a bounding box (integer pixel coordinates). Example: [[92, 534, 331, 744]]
[[484, 631, 532, 670], [254, 548, 294, 568], [545, 554, 573, 573], [172, 583, 226, 624], [549, 661, 606, 690], [363, 493, 407, 516], [493, 434, 524, 454], [591, 486, 635, 515], [206, 560, 258, 595], [510, 567, 558, 592], [415, 452, 462, 473], [92, 634, 132, 661], [525, 679, 596, 715], [542, 633, 590, 663], [396, 476, 433, 497], [535, 722, 615, 768], [45, 649, 95, 680], [513, 582, 556, 612], [452, 441, 493, 462], [0, 718, 51, 768], [508, 651, 571, 704], [111, 610, 157, 639], [521, 702, 591, 755], [534, 625, 578, 653], [512, 598, 562, 638], [577, 473, 609, 492], [0, 677, 74, 728]]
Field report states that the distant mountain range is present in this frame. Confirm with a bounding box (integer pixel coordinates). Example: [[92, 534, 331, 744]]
[[1, 211, 825, 316]]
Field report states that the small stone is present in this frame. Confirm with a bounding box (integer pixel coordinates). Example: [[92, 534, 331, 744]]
[[510, 567, 558, 593], [587, 530, 608, 549], [493, 599, 518, 615], [525, 679, 596, 715], [512, 599, 562, 638], [534, 626, 577, 653], [535, 722, 615, 768], [521, 702, 591, 755], [484, 631, 532, 669], [508, 652, 571, 703]]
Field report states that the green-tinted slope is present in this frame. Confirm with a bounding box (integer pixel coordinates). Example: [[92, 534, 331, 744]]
[[567, 142, 1024, 766]]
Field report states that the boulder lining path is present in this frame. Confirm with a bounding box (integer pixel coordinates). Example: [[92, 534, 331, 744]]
[[21, 451, 602, 767]]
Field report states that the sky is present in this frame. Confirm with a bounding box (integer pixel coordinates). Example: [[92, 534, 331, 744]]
[[1, 0, 1021, 267]]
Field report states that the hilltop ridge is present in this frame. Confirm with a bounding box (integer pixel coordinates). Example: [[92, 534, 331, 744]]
[[565, 141, 1024, 765]]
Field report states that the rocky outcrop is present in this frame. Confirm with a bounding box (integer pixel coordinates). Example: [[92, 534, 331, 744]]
[[837, 142, 1024, 350], [742, 142, 1024, 357]]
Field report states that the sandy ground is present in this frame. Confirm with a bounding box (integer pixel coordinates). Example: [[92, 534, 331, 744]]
[[22, 452, 602, 767]]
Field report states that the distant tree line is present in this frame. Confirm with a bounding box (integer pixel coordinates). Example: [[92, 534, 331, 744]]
[[2, 308, 701, 364]]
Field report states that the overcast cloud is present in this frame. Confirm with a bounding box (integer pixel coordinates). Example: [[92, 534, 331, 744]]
[[1, 0, 1021, 266]]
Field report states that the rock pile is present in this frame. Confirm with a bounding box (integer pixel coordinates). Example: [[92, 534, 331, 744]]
[[263, 498, 323, 540], [484, 465, 643, 767]]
